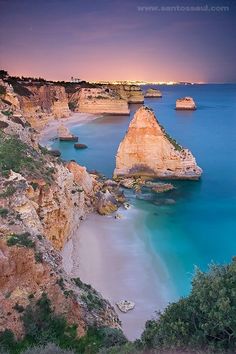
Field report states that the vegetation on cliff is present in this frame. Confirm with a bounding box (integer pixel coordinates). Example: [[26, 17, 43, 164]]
[[0, 293, 126, 354], [0, 132, 54, 183]]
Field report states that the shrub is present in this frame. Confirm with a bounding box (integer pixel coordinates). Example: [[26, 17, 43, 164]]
[[1, 110, 12, 117], [141, 259, 236, 352], [0, 185, 16, 198], [7, 232, 35, 248], [35, 251, 43, 263], [0, 207, 9, 217], [0, 85, 6, 95]]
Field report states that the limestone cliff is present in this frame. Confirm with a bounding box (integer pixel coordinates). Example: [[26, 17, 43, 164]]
[[70, 87, 130, 115], [17, 84, 71, 129], [0, 111, 120, 340], [109, 84, 144, 103], [114, 106, 202, 180]]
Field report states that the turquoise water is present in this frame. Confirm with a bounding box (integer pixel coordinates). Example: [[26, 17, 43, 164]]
[[53, 84, 236, 297]]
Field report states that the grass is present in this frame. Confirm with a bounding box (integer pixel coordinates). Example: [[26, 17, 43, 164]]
[[7, 232, 35, 248]]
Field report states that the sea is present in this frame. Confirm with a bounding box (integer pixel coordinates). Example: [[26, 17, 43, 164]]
[[51, 84, 236, 335]]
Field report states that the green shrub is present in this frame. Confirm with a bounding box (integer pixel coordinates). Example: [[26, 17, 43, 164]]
[[141, 259, 236, 352], [1, 110, 12, 117], [35, 251, 43, 263], [0, 85, 6, 95], [7, 232, 35, 248], [81, 292, 105, 311], [0, 207, 9, 217], [0, 185, 16, 198]]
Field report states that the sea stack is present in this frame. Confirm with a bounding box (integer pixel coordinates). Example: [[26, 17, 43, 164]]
[[145, 88, 162, 98], [114, 106, 202, 180], [57, 124, 78, 141], [175, 97, 196, 110]]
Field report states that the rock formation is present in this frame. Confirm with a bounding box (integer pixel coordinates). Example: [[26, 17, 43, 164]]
[[57, 124, 78, 141], [145, 88, 162, 98], [114, 106, 202, 180], [109, 84, 144, 103], [0, 111, 121, 340], [13, 84, 71, 129], [175, 97, 196, 110], [70, 87, 130, 115]]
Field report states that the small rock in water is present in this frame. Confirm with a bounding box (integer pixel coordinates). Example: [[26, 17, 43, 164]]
[[123, 202, 130, 210], [74, 143, 88, 149], [114, 213, 122, 219], [116, 300, 135, 313]]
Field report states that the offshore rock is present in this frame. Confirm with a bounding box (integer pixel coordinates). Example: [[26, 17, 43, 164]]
[[114, 106, 202, 180], [175, 97, 196, 110]]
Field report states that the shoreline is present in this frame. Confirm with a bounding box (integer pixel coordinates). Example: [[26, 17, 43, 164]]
[[39, 112, 101, 147], [62, 207, 175, 340]]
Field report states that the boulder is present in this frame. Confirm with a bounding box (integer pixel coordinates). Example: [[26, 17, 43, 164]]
[[116, 300, 135, 313], [175, 97, 196, 110], [114, 106, 202, 180], [97, 190, 118, 215]]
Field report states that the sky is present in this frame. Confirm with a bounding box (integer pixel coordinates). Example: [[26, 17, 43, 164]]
[[0, 0, 235, 83]]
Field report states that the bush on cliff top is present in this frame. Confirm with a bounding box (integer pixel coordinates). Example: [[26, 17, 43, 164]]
[[140, 258, 236, 352]]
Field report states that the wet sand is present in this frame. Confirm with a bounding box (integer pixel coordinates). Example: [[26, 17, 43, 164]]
[[62, 206, 175, 340]]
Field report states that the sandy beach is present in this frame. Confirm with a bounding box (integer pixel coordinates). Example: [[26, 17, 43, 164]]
[[62, 205, 175, 340], [39, 112, 101, 147]]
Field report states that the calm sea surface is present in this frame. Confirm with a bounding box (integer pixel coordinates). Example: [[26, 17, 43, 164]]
[[53, 84, 236, 297]]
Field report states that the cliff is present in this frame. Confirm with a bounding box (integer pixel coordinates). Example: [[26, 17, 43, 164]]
[[0, 108, 121, 341], [109, 84, 144, 103], [176, 97, 196, 110], [16, 84, 71, 129], [114, 106, 202, 180], [145, 88, 162, 98], [70, 87, 130, 115]]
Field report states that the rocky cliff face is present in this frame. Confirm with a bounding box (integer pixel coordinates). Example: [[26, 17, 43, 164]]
[[114, 106, 202, 180], [70, 87, 130, 115], [17, 84, 71, 129], [109, 84, 144, 103], [0, 108, 121, 340]]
